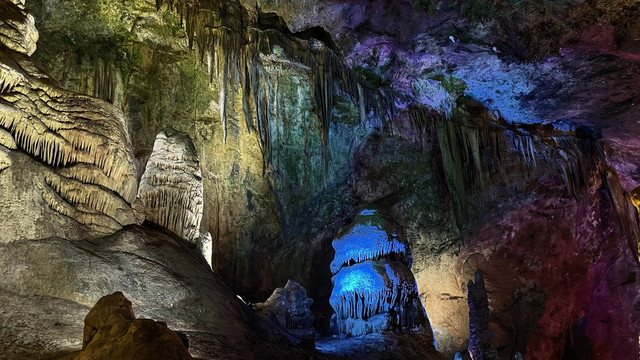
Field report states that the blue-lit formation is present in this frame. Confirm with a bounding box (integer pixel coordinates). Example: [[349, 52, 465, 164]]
[[329, 207, 426, 337], [330, 210, 410, 274]]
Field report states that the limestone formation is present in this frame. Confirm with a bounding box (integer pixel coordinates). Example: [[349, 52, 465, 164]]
[[59, 292, 193, 360], [0, 0, 39, 56], [137, 128, 204, 246], [2, 0, 640, 359], [0, 227, 313, 360], [329, 207, 429, 337], [467, 271, 499, 360], [196, 229, 213, 268], [0, 146, 11, 172], [0, 2, 139, 241], [253, 280, 315, 345]]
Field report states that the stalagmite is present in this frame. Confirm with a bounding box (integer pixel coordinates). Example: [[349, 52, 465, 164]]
[[329, 207, 428, 337], [137, 128, 204, 247], [467, 271, 500, 360]]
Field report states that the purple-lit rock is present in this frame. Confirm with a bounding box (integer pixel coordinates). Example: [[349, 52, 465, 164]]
[[467, 271, 499, 360]]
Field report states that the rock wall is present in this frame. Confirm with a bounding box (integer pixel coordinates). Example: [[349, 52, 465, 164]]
[[0, 0, 139, 241], [25, 0, 377, 300], [4, 1, 639, 359]]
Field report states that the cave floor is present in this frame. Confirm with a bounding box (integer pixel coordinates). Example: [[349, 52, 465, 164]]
[[315, 332, 443, 360]]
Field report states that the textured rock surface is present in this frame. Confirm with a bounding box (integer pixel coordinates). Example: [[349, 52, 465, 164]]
[[25, 0, 375, 300], [0, 0, 38, 56], [138, 128, 204, 245], [467, 272, 499, 360], [0, 226, 324, 360], [2, 1, 639, 359], [253, 280, 315, 344], [63, 292, 192, 360], [0, 0, 139, 240], [329, 208, 430, 338]]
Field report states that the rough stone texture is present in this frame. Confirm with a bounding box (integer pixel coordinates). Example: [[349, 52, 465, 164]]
[[25, 0, 375, 301], [6, 1, 640, 359], [138, 128, 204, 245], [467, 272, 499, 360], [0, 9, 139, 240], [253, 280, 315, 344], [329, 207, 430, 338], [61, 292, 192, 360], [0, 0, 38, 56], [0, 227, 325, 360], [350, 98, 640, 358]]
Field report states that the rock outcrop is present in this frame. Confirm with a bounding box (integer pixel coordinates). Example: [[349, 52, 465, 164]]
[[60, 292, 192, 360], [0, 0, 139, 241], [0, 226, 322, 360], [467, 272, 499, 360], [1, 0, 638, 359], [0, 0, 38, 56], [253, 280, 316, 345]]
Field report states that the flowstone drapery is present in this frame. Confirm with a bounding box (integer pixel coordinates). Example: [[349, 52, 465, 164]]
[[329, 207, 428, 337]]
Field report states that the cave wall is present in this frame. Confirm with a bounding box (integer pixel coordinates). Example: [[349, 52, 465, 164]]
[[25, 0, 380, 301], [3, 0, 638, 359]]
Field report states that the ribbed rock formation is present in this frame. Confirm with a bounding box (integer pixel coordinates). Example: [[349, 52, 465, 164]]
[[0, 0, 38, 56], [329, 207, 429, 337], [0, 0, 138, 241], [137, 129, 204, 248]]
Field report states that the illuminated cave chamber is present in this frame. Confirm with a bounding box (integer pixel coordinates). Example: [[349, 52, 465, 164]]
[[329, 207, 428, 337]]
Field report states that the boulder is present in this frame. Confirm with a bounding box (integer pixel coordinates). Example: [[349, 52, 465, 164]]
[[253, 280, 315, 345], [61, 292, 192, 360]]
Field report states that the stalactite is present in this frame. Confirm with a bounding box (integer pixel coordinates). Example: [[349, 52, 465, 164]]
[[411, 101, 627, 237], [329, 208, 426, 337], [330, 260, 422, 337], [330, 220, 410, 274], [155, 0, 381, 180], [42, 175, 125, 232], [0, 63, 23, 94], [0, 54, 138, 233]]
